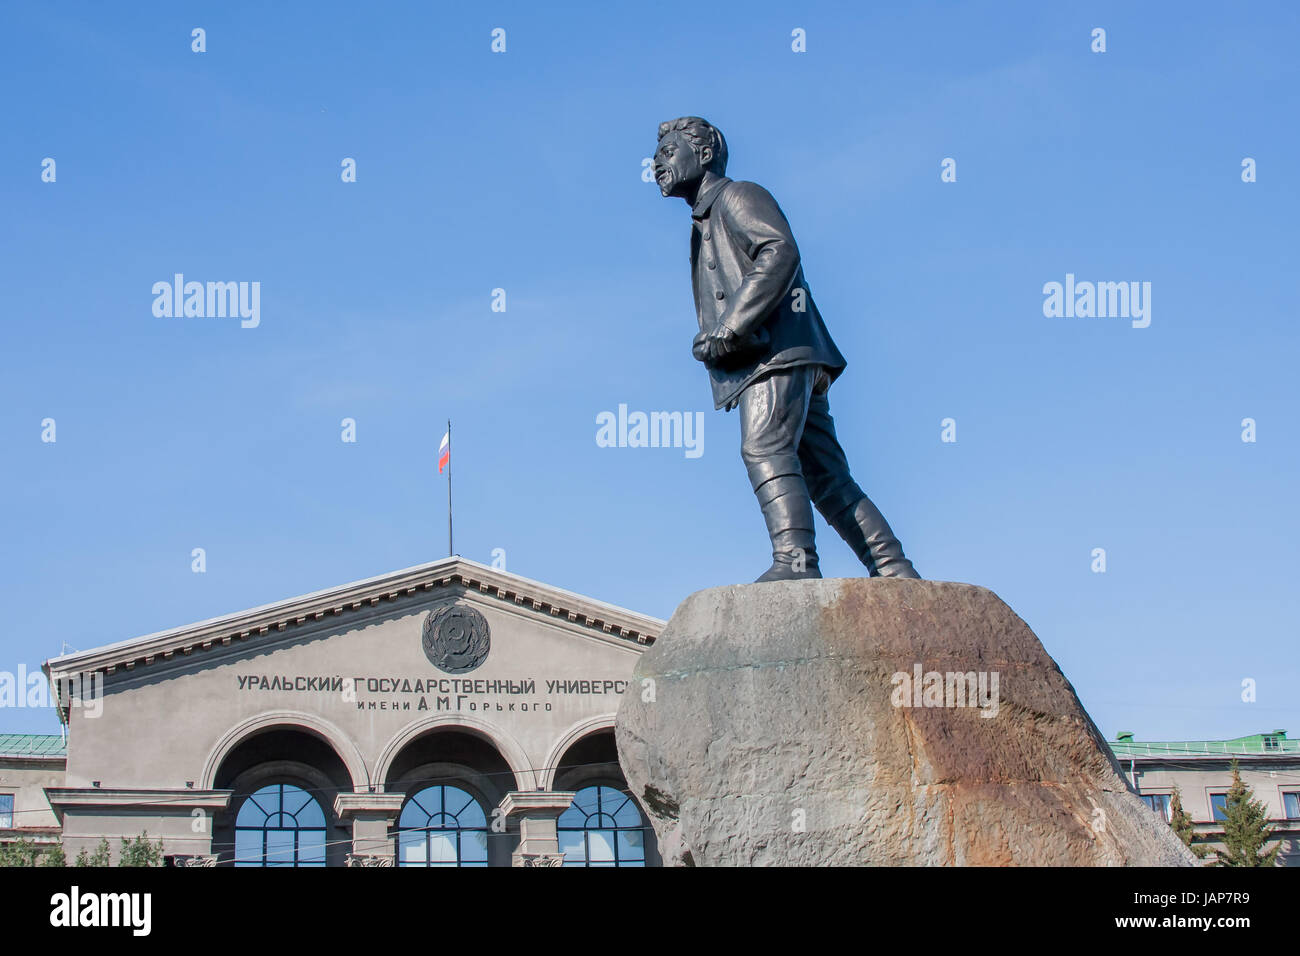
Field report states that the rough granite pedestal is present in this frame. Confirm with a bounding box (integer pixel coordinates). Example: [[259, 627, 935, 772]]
[[615, 579, 1196, 867]]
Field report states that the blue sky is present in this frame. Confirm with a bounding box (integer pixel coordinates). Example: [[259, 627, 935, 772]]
[[2, 1, 1296, 742]]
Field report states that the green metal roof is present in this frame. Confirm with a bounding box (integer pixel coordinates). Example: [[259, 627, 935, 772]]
[[0, 733, 67, 758], [1110, 730, 1297, 759]]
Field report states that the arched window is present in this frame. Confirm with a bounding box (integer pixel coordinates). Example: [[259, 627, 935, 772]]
[[557, 785, 645, 867], [398, 785, 488, 866], [233, 783, 327, 867]]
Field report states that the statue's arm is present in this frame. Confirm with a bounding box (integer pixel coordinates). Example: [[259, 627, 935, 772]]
[[718, 182, 801, 339]]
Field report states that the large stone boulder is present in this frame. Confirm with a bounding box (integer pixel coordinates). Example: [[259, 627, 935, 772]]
[[615, 579, 1196, 866]]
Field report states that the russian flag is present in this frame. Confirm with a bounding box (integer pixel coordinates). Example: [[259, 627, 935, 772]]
[[438, 430, 450, 474]]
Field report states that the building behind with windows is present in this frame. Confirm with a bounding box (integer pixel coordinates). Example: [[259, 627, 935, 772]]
[[5, 558, 1298, 868], [3, 557, 665, 866], [0, 733, 65, 855], [1112, 730, 1300, 866]]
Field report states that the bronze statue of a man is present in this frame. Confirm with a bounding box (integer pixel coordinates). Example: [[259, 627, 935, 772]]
[[654, 116, 920, 582]]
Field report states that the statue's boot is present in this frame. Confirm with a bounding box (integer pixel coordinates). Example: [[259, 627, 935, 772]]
[[824, 491, 920, 579], [754, 475, 822, 583]]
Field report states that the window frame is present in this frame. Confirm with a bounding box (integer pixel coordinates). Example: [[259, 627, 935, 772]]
[[232, 782, 328, 868], [396, 783, 490, 868], [0, 792, 13, 829], [1209, 791, 1229, 822], [556, 784, 648, 868], [1282, 791, 1300, 820], [1140, 792, 1172, 822]]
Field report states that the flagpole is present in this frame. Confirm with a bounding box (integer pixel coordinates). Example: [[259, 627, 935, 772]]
[[446, 418, 454, 557]]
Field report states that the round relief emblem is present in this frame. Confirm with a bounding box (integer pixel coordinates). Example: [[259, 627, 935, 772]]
[[421, 603, 491, 673]]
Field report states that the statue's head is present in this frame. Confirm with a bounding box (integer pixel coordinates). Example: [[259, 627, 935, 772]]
[[654, 116, 727, 198]]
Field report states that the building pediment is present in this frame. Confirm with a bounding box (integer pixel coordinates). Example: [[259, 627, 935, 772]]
[[43, 557, 663, 694]]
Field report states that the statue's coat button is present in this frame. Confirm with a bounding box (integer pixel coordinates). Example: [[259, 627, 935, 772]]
[[715, 290, 725, 300]]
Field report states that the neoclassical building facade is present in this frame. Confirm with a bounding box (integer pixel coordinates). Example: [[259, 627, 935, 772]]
[[37, 557, 664, 866]]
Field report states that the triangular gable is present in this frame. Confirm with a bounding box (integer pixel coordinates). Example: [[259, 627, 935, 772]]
[[42, 557, 664, 720]]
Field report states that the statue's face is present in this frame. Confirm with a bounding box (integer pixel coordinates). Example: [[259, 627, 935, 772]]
[[653, 129, 707, 198]]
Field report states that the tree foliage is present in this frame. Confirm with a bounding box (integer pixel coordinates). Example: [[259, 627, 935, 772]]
[[1169, 785, 1209, 859], [1214, 760, 1281, 867], [0, 838, 66, 867], [3, 832, 163, 867], [117, 832, 165, 867]]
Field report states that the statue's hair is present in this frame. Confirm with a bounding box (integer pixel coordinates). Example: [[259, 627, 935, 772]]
[[657, 116, 728, 175]]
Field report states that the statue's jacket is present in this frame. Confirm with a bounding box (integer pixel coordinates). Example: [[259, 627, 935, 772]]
[[690, 174, 847, 410]]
